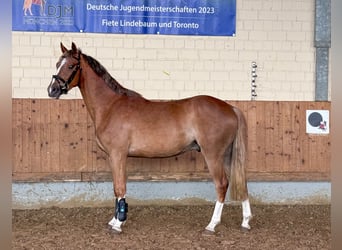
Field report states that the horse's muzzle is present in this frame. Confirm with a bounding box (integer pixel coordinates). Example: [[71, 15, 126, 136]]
[[47, 81, 62, 99]]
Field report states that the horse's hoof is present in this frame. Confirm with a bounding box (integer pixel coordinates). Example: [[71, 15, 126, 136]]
[[202, 229, 216, 236], [109, 226, 122, 234], [240, 226, 251, 232]]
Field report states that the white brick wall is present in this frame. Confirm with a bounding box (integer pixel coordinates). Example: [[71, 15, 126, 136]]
[[12, 0, 331, 101]]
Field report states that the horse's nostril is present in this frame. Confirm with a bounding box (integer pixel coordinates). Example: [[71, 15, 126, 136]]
[[48, 82, 61, 98]]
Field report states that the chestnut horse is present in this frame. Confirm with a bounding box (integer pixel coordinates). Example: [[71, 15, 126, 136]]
[[23, 0, 46, 16], [48, 42, 252, 233]]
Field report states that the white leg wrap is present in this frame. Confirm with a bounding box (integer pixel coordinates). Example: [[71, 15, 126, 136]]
[[112, 218, 124, 233], [108, 215, 116, 227], [108, 214, 126, 233], [108, 196, 126, 233], [205, 201, 224, 232], [241, 199, 252, 230]]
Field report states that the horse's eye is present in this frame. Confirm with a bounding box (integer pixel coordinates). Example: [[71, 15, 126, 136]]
[[68, 65, 74, 69]]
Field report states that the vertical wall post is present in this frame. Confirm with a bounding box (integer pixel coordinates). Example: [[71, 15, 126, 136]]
[[314, 0, 331, 101]]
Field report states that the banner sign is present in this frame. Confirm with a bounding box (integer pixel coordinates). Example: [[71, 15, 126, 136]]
[[13, 0, 236, 36]]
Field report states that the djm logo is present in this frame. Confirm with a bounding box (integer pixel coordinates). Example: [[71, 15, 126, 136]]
[[48, 4, 74, 18]]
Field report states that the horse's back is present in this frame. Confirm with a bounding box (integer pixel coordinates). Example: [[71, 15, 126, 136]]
[[123, 95, 238, 132], [148, 95, 235, 116]]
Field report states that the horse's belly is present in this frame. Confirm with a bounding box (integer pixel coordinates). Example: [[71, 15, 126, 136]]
[[128, 134, 195, 158]]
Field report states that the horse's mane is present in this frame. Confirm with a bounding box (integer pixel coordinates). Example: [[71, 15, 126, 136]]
[[81, 53, 142, 97]]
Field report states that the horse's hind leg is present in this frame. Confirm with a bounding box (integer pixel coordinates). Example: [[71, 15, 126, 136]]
[[205, 200, 225, 232], [241, 198, 252, 230], [204, 155, 228, 232]]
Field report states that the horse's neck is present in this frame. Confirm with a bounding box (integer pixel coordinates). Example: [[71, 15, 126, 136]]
[[78, 64, 118, 125]]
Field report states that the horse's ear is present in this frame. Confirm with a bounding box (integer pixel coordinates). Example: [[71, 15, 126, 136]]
[[60, 42, 68, 53], [71, 42, 78, 53], [71, 42, 80, 57]]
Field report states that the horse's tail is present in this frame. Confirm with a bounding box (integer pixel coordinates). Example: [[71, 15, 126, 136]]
[[228, 106, 248, 201]]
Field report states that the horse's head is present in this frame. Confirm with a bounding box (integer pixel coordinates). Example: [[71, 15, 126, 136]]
[[48, 42, 82, 99]]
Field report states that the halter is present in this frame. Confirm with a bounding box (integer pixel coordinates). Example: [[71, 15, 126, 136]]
[[52, 56, 81, 94]]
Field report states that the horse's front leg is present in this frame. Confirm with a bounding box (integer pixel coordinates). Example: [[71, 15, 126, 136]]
[[108, 198, 128, 233], [107, 152, 128, 233]]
